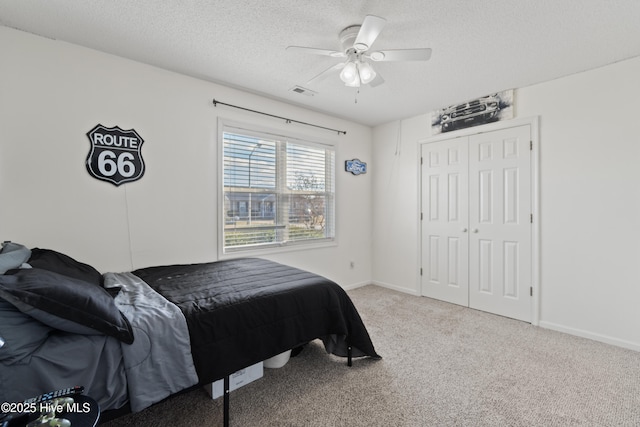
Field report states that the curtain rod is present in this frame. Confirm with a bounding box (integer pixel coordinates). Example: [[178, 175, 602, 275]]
[[212, 99, 347, 135]]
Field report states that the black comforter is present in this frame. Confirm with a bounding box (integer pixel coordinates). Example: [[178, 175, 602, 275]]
[[133, 258, 380, 384]]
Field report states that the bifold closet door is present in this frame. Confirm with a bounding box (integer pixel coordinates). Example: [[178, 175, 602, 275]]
[[421, 124, 532, 322]]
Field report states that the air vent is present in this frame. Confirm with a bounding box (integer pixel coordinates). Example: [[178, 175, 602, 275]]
[[290, 86, 317, 97]]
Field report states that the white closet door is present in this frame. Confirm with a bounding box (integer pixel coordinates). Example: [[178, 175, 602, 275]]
[[468, 125, 532, 322], [420, 123, 533, 322], [420, 137, 469, 306]]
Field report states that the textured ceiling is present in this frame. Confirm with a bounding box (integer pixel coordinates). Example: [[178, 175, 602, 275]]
[[2, 0, 640, 126]]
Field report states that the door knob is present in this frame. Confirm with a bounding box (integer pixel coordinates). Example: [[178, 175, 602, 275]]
[[461, 228, 468, 233], [473, 229, 479, 233]]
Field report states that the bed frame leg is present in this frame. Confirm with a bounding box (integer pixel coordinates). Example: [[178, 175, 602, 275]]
[[347, 345, 352, 367], [223, 375, 230, 427]]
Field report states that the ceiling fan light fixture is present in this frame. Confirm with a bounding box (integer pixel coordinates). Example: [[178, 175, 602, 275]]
[[358, 61, 376, 84], [340, 60, 377, 87], [340, 61, 360, 86], [344, 78, 361, 88]]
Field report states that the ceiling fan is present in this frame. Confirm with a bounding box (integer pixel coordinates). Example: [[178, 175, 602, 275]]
[[287, 15, 432, 88]]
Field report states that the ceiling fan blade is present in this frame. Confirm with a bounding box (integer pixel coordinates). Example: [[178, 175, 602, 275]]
[[369, 72, 385, 88], [286, 46, 346, 58], [354, 15, 387, 51], [367, 48, 432, 62], [307, 62, 346, 85]]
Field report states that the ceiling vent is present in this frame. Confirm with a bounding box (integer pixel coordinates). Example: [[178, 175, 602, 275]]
[[290, 86, 317, 97]]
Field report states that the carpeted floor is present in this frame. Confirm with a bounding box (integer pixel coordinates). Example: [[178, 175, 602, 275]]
[[102, 285, 640, 426]]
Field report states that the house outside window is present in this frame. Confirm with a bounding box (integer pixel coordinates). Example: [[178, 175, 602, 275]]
[[220, 123, 335, 254]]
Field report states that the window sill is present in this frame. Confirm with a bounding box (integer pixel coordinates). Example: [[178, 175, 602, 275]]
[[218, 239, 337, 260]]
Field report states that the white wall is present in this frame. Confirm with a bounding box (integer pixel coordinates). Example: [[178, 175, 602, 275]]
[[0, 27, 373, 288], [372, 56, 640, 350], [517, 57, 640, 350], [371, 116, 428, 295]]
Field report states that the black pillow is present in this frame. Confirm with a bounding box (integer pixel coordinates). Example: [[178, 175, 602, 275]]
[[28, 248, 103, 287], [0, 268, 133, 344]]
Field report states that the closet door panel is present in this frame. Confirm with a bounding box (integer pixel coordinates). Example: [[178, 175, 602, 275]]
[[421, 138, 469, 306], [468, 125, 532, 322]]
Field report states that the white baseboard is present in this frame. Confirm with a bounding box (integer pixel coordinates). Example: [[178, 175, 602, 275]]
[[341, 281, 373, 291], [539, 321, 640, 352], [370, 280, 421, 296]]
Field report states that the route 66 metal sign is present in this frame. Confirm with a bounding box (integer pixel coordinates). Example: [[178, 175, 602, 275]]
[[86, 124, 145, 186], [345, 159, 367, 175]]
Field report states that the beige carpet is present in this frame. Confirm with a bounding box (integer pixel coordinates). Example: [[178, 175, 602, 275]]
[[102, 285, 640, 426]]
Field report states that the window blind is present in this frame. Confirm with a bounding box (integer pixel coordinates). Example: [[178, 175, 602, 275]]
[[222, 129, 335, 252]]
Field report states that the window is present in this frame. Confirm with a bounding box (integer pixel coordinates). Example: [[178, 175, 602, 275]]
[[221, 124, 335, 253]]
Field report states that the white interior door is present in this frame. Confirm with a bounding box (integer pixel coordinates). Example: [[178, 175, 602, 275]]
[[420, 137, 469, 306], [421, 124, 532, 322], [468, 125, 532, 321]]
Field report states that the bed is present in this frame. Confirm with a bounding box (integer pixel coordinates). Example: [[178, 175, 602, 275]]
[[0, 243, 380, 423]]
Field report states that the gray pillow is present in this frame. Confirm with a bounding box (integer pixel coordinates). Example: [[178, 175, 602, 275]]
[[0, 242, 31, 274], [0, 299, 53, 364]]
